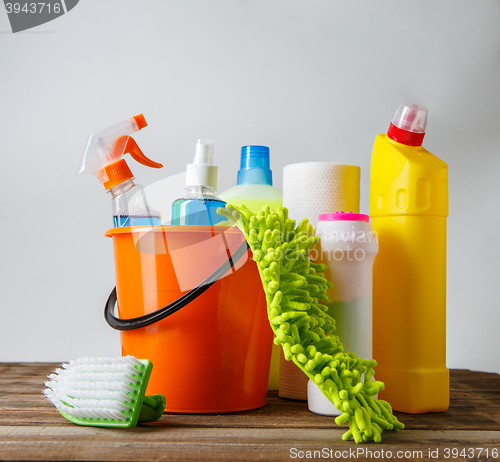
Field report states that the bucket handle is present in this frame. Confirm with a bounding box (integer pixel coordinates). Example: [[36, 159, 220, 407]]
[[104, 240, 250, 331]]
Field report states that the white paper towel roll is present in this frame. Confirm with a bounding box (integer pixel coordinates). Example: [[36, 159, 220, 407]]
[[283, 162, 360, 229]]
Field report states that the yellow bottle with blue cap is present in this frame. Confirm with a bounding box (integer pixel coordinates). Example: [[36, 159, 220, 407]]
[[219, 146, 283, 213], [219, 145, 283, 390], [370, 102, 449, 413]]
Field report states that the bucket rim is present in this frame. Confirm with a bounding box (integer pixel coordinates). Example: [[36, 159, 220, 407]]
[[105, 224, 241, 238]]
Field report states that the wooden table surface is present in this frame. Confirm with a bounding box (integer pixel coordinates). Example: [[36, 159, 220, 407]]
[[0, 364, 499, 461]]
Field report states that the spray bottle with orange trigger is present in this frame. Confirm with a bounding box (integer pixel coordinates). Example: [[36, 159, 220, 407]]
[[76, 114, 164, 227]]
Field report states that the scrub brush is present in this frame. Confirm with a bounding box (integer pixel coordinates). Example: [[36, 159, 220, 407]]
[[43, 356, 166, 428], [217, 204, 404, 444]]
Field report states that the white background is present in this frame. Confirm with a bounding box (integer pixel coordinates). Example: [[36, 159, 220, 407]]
[[1, 1, 499, 374]]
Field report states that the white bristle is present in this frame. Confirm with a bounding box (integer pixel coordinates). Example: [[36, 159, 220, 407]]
[[65, 363, 139, 375], [55, 396, 131, 412], [46, 380, 134, 394], [47, 387, 130, 402], [57, 405, 127, 421], [47, 371, 139, 385], [43, 356, 145, 422], [71, 356, 143, 368]]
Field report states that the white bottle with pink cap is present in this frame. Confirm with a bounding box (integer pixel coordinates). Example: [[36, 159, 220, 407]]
[[307, 211, 378, 416]]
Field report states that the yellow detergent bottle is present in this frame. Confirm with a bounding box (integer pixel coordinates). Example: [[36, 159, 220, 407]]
[[219, 145, 283, 390], [370, 102, 449, 413]]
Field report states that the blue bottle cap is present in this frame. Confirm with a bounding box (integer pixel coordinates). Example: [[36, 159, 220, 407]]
[[237, 145, 273, 186]]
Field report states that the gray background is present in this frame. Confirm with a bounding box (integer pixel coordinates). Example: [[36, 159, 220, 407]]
[[1, 1, 499, 374]]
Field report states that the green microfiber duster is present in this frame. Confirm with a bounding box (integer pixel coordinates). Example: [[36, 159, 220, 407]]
[[218, 204, 404, 443]]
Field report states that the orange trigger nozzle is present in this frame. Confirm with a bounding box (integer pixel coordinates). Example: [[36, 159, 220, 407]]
[[113, 136, 163, 169], [133, 114, 148, 130]]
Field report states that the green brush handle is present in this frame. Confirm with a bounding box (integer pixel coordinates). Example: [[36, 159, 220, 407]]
[[138, 394, 166, 423]]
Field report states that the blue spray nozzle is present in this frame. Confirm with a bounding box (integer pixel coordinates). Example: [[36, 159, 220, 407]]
[[237, 145, 273, 186]]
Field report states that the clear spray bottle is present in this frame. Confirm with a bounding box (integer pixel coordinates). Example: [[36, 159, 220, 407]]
[[76, 114, 163, 227]]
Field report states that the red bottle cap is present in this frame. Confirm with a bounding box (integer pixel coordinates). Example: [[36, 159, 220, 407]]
[[387, 102, 428, 147]]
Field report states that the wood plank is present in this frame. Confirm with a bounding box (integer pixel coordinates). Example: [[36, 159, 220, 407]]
[[1, 364, 499, 461], [2, 390, 499, 408], [2, 404, 500, 431], [159, 401, 500, 432], [1, 368, 500, 431], [450, 369, 500, 390], [0, 427, 499, 462]]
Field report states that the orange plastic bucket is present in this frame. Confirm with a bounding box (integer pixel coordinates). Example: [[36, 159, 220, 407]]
[[105, 225, 273, 413]]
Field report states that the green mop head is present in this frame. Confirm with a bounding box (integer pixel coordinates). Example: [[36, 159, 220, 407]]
[[218, 204, 404, 443]]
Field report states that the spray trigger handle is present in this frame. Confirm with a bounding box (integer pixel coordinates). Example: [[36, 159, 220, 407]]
[[113, 136, 163, 169]]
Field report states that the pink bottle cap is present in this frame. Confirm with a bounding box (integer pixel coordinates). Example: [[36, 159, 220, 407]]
[[318, 211, 369, 223]]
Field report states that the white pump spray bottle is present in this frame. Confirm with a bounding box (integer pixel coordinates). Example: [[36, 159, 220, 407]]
[[171, 139, 226, 226]]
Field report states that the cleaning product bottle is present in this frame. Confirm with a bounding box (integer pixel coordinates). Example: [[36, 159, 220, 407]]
[[308, 212, 379, 416], [76, 114, 163, 227], [370, 102, 449, 413], [219, 145, 283, 212], [219, 145, 283, 390], [172, 139, 226, 226]]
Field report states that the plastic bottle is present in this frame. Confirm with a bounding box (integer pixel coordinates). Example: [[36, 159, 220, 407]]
[[219, 145, 283, 212], [109, 178, 160, 227], [370, 102, 449, 413], [308, 212, 378, 416], [219, 145, 283, 390], [76, 114, 163, 227], [172, 139, 226, 226]]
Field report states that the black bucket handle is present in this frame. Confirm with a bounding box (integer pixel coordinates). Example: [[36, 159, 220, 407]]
[[105, 240, 250, 331]]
